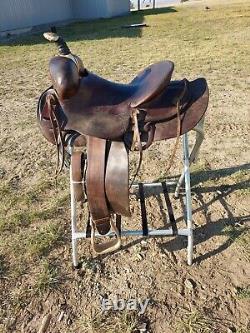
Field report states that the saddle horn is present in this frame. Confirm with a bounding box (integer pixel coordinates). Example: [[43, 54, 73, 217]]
[[43, 30, 71, 56], [43, 28, 85, 74]]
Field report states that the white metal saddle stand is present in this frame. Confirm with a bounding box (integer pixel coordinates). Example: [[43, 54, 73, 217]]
[[68, 117, 205, 267]]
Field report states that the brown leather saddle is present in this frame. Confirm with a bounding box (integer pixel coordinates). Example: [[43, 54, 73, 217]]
[[37, 32, 209, 254]]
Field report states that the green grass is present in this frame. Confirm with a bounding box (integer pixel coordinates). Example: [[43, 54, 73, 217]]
[[0, 195, 68, 233], [0, 222, 64, 266], [236, 286, 250, 300], [190, 165, 250, 189], [34, 259, 61, 294], [176, 309, 215, 333], [232, 170, 250, 183], [73, 311, 140, 333], [0, 174, 69, 233], [222, 226, 250, 261], [25, 223, 64, 258]]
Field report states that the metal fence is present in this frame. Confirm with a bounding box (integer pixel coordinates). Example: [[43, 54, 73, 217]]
[[130, 0, 181, 10]]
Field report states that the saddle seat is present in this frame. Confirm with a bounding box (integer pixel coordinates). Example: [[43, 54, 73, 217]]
[[128, 60, 174, 108]]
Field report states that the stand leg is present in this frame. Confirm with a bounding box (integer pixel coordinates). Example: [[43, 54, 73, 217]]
[[183, 133, 193, 265], [175, 117, 205, 198], [70, 161, 79, 267], [189, 116, 205, 164]]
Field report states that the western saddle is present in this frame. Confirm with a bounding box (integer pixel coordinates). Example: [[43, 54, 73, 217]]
[[37, 31, 209, 254]]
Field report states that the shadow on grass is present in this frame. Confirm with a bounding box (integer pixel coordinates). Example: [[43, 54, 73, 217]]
[[153, 163, 250, 188], [0, 7, 177, 47]]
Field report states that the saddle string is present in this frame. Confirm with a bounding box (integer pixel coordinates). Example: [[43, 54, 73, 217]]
[[129, 148, 143, 190], [47, 94, 65, 175], [164, 101, 181, 175], [129, 108, 143, 188], [131, 109, 141, 151], [164, 79, 188, 174], [47, 96, 59, 173], [142, 123, 156, 150], [53, 111, 65, 175]]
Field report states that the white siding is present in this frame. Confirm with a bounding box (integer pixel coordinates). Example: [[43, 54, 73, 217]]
[[0, 0, 73, 32], [107, 0, 130, 17], [0, 0, 130, 32], [73, 0, 130, 20], [73, 0, 109, 20]]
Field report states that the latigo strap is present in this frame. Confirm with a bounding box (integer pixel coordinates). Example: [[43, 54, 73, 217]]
[[86, 137, 111, 235]]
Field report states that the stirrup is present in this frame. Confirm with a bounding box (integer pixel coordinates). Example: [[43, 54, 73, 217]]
[[90, 218, 121, 255]]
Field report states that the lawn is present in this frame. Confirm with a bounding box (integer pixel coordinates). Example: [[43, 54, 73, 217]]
[[0, 0, 249, 332]]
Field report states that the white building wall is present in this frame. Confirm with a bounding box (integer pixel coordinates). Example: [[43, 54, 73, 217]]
[[0, 0, 130, 32], [0, 0, 73, 32], [73, 0, 109, 20], [73, 0, 130, 20], [107, 0, 130, 17]]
